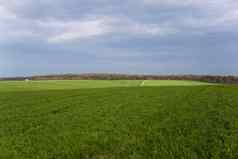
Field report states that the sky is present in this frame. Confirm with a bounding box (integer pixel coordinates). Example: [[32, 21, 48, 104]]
[[0, 0, 238, 77]]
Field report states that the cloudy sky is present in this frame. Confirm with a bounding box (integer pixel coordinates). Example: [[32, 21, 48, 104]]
[[0, 0, 238, 77]]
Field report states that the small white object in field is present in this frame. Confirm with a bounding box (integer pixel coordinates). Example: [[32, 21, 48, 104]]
[[25, 79, 30, 82], [140, 80, 145, 86]]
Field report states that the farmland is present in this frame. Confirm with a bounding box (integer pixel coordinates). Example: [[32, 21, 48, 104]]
[[0, 80, 238, 159], [0, 80, 211, 92]]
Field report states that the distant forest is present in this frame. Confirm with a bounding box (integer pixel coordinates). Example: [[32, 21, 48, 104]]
[[1, 74, 238, 84]]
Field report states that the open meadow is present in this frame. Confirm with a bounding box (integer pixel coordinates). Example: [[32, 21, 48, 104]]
[[0, 80, 211, 92], [0, 80, 238, 159]]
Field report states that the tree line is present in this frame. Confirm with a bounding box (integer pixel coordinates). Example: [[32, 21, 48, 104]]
[[1, 73, 238, 84]]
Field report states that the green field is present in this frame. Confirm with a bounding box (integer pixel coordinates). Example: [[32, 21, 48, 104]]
[[142, 80, 212, 86], [0, 80, 211, 92], [1, 80, 238, 159]]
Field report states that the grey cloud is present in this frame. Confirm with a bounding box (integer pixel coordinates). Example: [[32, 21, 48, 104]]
[[0, 0, 238, 76]]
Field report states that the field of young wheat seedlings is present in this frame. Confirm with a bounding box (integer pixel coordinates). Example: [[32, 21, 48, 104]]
[[0, 80, 237, 159]]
